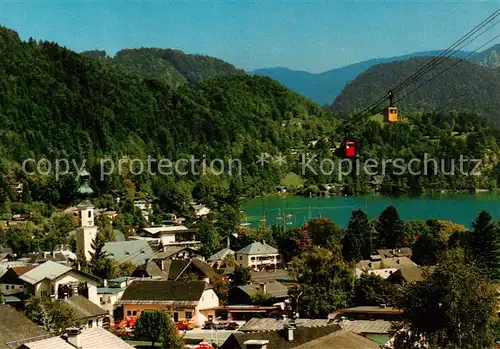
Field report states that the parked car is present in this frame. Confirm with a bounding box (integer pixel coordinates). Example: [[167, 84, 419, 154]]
[[177, 320, 194, 330]]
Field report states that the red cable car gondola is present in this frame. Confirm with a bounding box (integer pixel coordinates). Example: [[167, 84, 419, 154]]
[[345, 141, 356, 158]]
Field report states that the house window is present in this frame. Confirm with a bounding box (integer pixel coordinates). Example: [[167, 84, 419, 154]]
[[40, 291, 48, 298], [208, 315, 213, 321], [185, 311, 192, 319], [88, 320, 93, 328], [127, 311, 131, 316], [88, 211, 92, 218], [5, 285, 9, 290], [132, 311, 137, 316], [239, 256, 242, 261]]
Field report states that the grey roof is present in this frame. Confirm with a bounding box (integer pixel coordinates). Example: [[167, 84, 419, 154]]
[[250, 270, 295, 283], [103, 240, 156, 265], [23, 327, 135, 349], [19, 261, 71, 284], [208, 248, 234, 262], [64, 295, 108, 319], [19, 261, 100, 285], [239, 318, 336, 332], [131, 260, 164, 278], [0, 304, 50, 349], [113, 229, 126, 242], [294, 329, 381, 349], [337, 319, 393, 334], [97, 287, 124, 295], [236, 242, 278, 255], [109, 276, 128, 283], [356, 257, 416, 271], [238, 318, 286, 332], [237, 282, 289, 299]]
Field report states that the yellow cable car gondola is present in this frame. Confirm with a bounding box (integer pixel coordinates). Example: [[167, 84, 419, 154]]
[[383, 90, 398, 123]]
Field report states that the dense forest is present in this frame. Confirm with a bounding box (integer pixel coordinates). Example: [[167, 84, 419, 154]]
[[331, 57, 500, 129], [0, 25, 499, 219], [82, 47, 246, 87]]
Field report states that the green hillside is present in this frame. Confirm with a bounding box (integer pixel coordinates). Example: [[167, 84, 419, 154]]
[[82, 47, 245, 87], [331, 57, 500, 129], [0, 26, 335, 207]]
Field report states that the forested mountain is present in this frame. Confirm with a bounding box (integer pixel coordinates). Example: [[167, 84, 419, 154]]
[[250, 50, 471, 105], [0, 25, 499, 214], [470, 43, 500, 68], [0, 26, 335, 207], [82, 47, 246, 87], [331, 57, 500, 129]]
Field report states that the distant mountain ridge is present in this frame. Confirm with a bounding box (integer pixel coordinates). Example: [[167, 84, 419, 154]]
[[250, 49, 478, 105], [331, 56, 500, 128], [82, 47, 246, 87]]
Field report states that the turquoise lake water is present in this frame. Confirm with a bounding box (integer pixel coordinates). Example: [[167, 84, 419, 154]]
[[242, 194, 499, 229]]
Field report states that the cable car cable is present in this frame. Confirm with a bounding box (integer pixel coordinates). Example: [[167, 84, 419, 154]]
[[394, 31, 500, 105], [393, 9, 500, 94], [341, 9, 500, 132]]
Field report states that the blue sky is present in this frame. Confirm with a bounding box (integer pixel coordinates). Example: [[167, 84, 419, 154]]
[[0, 0, 498, 73]]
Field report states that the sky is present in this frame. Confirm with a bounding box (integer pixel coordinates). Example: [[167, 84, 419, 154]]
[[0, 0, 499, 73]]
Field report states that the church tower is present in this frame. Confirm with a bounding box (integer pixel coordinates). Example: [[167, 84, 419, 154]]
[[75, 169, 98, 261]]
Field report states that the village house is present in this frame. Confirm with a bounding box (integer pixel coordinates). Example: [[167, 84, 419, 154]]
[[130, 259, 165, 279], [154, 246, 205, 269], [103, 240, 156, 266], [64, 295, 110, 328], [136, 225, 200, 248], [151, 257, 217, 284], [235, 242, 281, 270], [0, 265, 36, 296], [97, 277, 130, 317], [208, 248, 235, 268], [221, 322, 381, 349], [191, 203, 211, 218], [118, 280, 219, 326], [355, 256, 417, 278], [133, 198, 153, 222], [386, 265, 437, 285], [19, 261, 101, 305], [228, 282, 289, 306], [19, 326, 135, 349], [0, 304, 52, 349]]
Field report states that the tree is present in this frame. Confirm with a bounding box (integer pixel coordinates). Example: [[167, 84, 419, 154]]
[[25, 297, 81, 334], [306, 218, 344, 247], [342, 209, 373, 261], [230, 265, 251, 288], [375, 206, 406, 248], [211, 274, 230, 305], [468, 210, 500, 279], [89, 233, 114, 279], [352, 273, 396, 306], [251, 289, 272, 305], [196, 221, 221, 258], [0, 289, 4, 304], [394, 248, 498, 349], [289, 246, 354, 318], [134, 310, 183, 348]]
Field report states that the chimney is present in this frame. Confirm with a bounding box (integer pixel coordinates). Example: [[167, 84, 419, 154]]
[[260, 283, 267, 294], [227, 235, 230, 249], [284, 323, 295, 342], [244, 340, 269, 349], [64, 327, 82, 348]]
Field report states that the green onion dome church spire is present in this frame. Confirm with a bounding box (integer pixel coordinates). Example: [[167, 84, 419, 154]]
[[76, 169, 94, 197]]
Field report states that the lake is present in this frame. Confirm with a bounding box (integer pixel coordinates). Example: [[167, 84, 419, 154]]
[[242, 194, 500, 229]]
